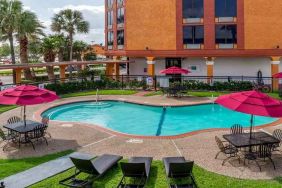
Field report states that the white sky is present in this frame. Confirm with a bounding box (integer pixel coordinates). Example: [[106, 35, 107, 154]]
[[21, 0, 105, 44]]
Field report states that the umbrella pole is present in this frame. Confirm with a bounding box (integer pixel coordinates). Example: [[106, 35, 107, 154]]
[[24, 106, 26, 127], [250, 114, 254, 139]]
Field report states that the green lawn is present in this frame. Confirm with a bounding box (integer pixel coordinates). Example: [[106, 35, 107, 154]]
[[144, 91, 164, 97], [61, 90, 137, 98], [31, 160, 282, 188], [0, 105, 17, 114], [0, 150, 72, 179]]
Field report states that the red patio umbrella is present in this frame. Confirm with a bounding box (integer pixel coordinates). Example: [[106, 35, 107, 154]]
[[273, 72, 282, 78], [160, 66, 190, 75], [0, 85, 59, 126], [215, 90, 282, 138]]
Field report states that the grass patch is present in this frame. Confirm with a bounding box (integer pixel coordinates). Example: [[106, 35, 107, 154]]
[[30, 160, 282, 188], [61, 90, 137, 98], [0, 105, 17, 114], [144, 91, 163, 97], [189, 91, 231, 98], [0, 150, 72, 179]]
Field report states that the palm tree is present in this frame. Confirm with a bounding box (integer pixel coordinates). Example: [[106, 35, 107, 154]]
[[51, 9, 89, 61], [0, 0, 22, 83], [41, 35, 65, 82], [17, 11, 45, 80], [73, 40, 88, 61]]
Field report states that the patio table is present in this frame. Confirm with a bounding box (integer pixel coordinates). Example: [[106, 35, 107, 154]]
[[4, 120, 41, 147], [223, 132, 280, 148]]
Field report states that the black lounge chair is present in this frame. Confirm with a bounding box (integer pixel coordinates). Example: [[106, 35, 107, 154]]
[[163, 157, 197, 188], [117, 157, 153, 188], [59, 154, 123, 187]]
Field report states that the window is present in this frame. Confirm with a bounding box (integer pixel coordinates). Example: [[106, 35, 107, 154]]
[[107, 31, 114, 47], [183, 0, 204, 19], [215, 0, 237, 18], [183, 25, 204, 44], [117, 8, 124, 25], [117, 0, 124, 6], [215, 25, 237, 44], [117, 30, 124, 46], [107, 0, 114, 8], [107, 11, 113, 27]]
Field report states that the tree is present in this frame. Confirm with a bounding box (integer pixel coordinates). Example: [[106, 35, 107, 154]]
[[51, 9, 89, 61], [0, 44, 11, 57], [0, 0, 22, 83], [28, 40, 42, 63], [17, 10, 45, 80], [73, 40, 88, 61], [41, 35, 65, 82]]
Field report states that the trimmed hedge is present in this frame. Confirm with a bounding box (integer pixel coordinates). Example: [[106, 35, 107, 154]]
[[174, 80, 253, 91], [45, 78, 254, 95]]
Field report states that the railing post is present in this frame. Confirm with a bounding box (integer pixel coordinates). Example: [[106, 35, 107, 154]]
[[154, 75, 157, 91], [121, 75, 124, 90]]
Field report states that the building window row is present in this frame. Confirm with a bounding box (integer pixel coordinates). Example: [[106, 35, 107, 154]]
[[106, 0, 125, 50], [183, 0, 237, 23], [183, 25, 237, 49]]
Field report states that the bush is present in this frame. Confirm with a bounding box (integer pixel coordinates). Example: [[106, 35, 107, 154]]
[[181, 80, 253, 91]]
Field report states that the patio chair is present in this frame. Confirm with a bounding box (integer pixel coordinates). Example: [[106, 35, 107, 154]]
[[0, 128, 17, 151], [230, 124, 243, 134], [26, 124, 48, 150], [272, 129, 282, 151], [244, 144, 275, 171], [60, 154, 122, 187], [215, 136, 240, 165], [117, 157, 153, 188], [7, 116, 21, 124], [41, 116, 51, 138], [163, 157, 197, 188]]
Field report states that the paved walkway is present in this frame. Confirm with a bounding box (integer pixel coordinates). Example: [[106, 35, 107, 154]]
[[0, 152, 93, 188], [1, 95, 282, 180]]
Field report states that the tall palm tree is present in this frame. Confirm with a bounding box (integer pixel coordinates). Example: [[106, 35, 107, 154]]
[[17, 11, 45, 80], [51, 9, 89, 61], [0, 0, 22, 83]]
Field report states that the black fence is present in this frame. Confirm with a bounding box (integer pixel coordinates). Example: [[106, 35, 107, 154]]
[[0, 75, 278, 93]]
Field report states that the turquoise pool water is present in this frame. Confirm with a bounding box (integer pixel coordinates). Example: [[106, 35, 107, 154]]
[[42, 101, 277, 136]]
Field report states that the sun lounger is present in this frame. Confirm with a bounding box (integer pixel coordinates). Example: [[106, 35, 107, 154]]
[[117, 157, 153, 188], [163, 157, 197, 188], [59, 154, 122, 187]]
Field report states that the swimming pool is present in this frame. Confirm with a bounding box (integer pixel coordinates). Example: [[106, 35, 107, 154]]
[[42, 101, 277, 136]]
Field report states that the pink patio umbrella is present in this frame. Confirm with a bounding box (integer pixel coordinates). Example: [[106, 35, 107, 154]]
[[160, 66, 190, 75], [215, 90, 282, 138], [0, 85, 59, 126], [273, 72, 282, 78]]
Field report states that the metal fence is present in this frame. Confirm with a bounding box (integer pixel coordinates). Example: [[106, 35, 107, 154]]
[[0, 74, 277, 92]]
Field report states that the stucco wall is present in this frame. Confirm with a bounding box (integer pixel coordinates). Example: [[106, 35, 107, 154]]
[[244, 0, 282, 49], [125, 0, 177, 50], [129, 57, 282, 78]]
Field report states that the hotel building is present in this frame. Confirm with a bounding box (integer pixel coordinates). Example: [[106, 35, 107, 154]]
[[104, 0, 282, 89]]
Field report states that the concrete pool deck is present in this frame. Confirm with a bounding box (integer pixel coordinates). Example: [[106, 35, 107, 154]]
[[1, 94, 282, 180]]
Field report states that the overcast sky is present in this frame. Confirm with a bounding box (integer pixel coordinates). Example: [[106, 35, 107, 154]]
[[21, 0, 105, 44]]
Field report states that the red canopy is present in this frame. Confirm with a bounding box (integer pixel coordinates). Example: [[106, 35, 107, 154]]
[[215, 90, 282, 118], [0, 85, 59, 106], [273, 72, 282, 78], [160, 66, 190, 74]]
